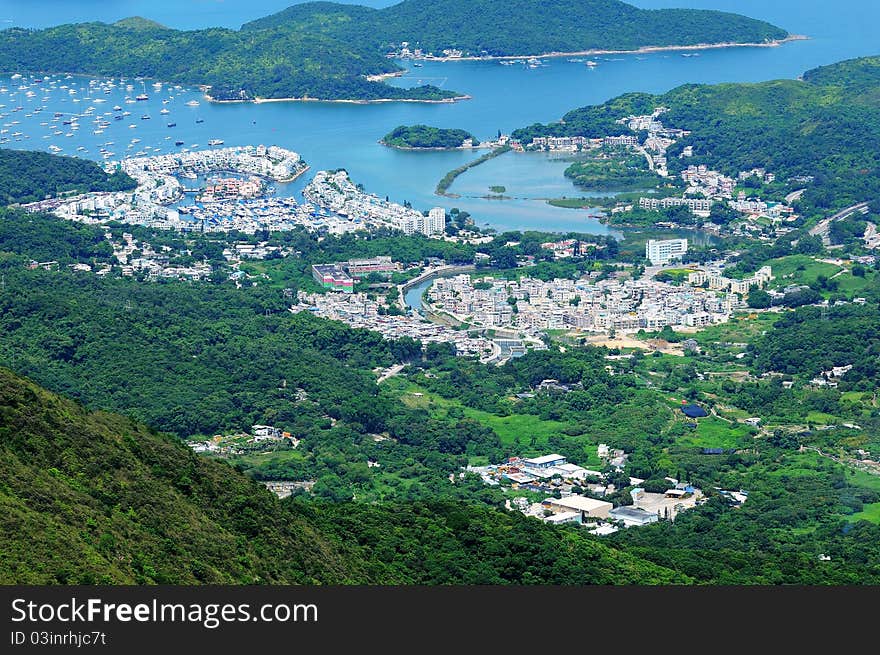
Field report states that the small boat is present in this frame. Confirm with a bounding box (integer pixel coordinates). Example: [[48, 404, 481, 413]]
[[195, 118, 204, 123], [141, 114, 150, 120], [167, 122, 176, 127], [208, 138, 223, 145], [135, 93, 148, 101], [175, 140, 185, 146], [185, 100, 200, 107], [160, 108, 170, 114]]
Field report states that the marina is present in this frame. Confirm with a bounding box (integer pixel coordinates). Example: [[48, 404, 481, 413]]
[[0, 0, 876, 233]]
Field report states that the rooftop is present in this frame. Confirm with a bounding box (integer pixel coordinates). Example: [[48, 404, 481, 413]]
[[547, 496, 613, 513], [524, 453, 566, 466]]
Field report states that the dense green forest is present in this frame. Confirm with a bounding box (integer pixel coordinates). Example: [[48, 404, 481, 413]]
[[752, 303, 880, 382], [564, 148, 659, 191], [0, 148, 135, 205], [0, 19, 458, 102], [0, 0, 786, 101], [381, 125, 478, 149], [512, 56, 880, 221], [0, 367, 690, 584], [244, 0, 788, 56]]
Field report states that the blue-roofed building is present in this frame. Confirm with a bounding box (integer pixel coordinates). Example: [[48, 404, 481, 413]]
[[681, 404, 709, 418]]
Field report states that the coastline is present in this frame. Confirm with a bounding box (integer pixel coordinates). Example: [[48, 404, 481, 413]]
[[397, 34, 809, 63], [378, 140, 491, 151], [204, 93, 471, 105], [364, 70, 406, 82], [276, 164, 310, 184]]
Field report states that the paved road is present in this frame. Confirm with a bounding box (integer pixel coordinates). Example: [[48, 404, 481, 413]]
[[377, 363, 405, 384]]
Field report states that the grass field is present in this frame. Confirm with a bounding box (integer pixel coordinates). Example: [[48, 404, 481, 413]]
[[387, 378, 601, 464], [692, 312, 781, 346], [676, 416, 751, 448], [766, 255, 840, 287], [805, 411, 838, 425], [849, 501, 880, 524]]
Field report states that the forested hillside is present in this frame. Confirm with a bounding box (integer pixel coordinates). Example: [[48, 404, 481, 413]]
[[0, 0, 787, 101], [0, 20, 458, 102], [512, 56, 880, 220], [0, 367, 687, 584], [245, 0, 788, 56], [0, 148, 135, 205]]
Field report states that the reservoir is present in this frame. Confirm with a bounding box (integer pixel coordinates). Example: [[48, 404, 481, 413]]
[[0, 0, 876, 233]]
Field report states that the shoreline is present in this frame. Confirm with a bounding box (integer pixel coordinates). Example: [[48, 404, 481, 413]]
[[204, 93, 471, 105], [275, 164, 310, 184], [396, 34, 809, 63], [378, 140, 492, 151], [364, 70, 406, 82]]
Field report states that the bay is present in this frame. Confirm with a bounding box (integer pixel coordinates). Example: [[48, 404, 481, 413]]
[[0, 0, 877, 233]]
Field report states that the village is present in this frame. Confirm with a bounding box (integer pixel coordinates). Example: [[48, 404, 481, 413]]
[[465, 450, 735, 534], [422, 257, 773, 336], [521, 106, 802, 239], [303, 169, 447, 236], [188, 423, 301, 457], [290, 288, 501, 361]]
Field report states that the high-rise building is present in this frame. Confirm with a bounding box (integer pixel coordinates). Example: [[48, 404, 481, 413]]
[[646, 238, 688, 266], [426, 207, 446, 235]]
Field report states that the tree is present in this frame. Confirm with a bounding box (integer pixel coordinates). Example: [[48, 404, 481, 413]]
[[747, 287, 772, 309]]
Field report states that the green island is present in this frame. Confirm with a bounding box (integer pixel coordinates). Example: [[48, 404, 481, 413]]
[[245, 0, 790, 57], [381, 125, 479, 149], [0, 0, 790, 102], [0, 18, 459, 103]]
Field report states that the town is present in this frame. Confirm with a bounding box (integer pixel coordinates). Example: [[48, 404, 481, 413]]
[[422, 248, 773, 336], [20, 146, 455, 238]]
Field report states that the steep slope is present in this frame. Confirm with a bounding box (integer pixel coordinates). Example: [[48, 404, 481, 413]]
[[0, 367, 363, 584], [0, 368, 688, 584]]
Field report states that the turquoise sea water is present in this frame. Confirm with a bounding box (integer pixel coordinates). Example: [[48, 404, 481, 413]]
[[0, 0, 877, 233]]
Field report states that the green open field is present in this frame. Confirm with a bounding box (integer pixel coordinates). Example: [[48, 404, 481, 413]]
[[676, 416, 752, 449], [766, 255, 841, 288], [692, 312, 781, 346], [386, 378, 601, 464], [850, 501, 880, 524]]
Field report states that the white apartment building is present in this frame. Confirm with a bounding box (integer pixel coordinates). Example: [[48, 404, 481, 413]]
[[646, 238, 688, 266]]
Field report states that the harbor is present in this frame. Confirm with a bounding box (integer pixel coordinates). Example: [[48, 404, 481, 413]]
[[0, 3, 868, 235]]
